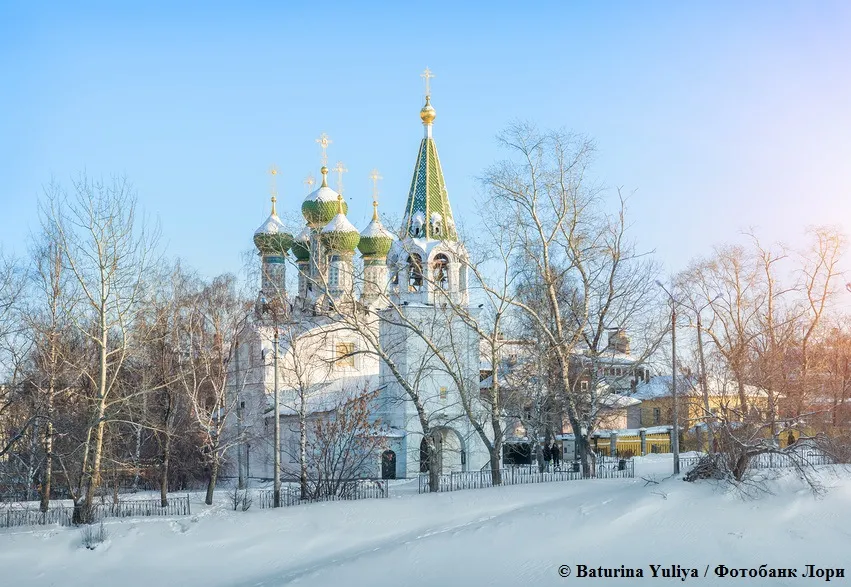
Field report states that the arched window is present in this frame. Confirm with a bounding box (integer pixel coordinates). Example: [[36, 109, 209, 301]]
[[432, 254, 450, 290], [411, 215, 424, 237], [407, 254, 423, 291], [431, 216, 442, 237]]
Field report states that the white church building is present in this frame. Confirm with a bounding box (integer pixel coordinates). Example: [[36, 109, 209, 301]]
[[227, 75, 492, 481]]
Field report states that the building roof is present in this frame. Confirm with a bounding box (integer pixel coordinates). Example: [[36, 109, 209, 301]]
[[275, 374, 382, 416], [599, 394, 641, 409], [632, 375, 769, 401], [401, 96, 457, 241]]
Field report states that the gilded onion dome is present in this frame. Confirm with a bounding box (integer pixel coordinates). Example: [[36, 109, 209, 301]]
[[253, 197, 293, 255], [420, 95, 436, 125], [291, 225, 311, 261], [358, 201, 394, 258], [302, 166, 348, 227], [321, 195, 360, 252]]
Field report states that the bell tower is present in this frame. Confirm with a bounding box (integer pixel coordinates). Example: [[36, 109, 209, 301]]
[[389, 68, 468, 307]]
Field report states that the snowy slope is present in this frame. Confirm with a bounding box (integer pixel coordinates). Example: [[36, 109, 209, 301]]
[[1, 456, 850, 587]]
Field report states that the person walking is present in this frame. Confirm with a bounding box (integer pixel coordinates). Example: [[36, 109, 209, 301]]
[[551, 442, 561, 469]]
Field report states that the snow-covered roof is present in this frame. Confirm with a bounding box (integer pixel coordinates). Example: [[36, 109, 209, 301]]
[[573, 347, 638, 365], [632, 375, 769, 401], [254, 213, 286, 236], [275, 374, 382, 416], [322, 213, 359, 234], [360, 218, 395, 239], [599, 394, 641, 409], [631, 375, 688, 400], [305, 184, 340, 203]]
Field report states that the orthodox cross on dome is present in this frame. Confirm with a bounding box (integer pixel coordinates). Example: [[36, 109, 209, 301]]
[[304, 174, 315, 194], [316, 133, 332, 167], [421, 67, 434, 97], [369, 168, 383, 220], [333, 161, 348, 195], [268, 164, 279, 214], [369, 168, 382, 203]]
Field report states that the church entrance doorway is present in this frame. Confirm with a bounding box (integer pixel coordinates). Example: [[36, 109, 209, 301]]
[[419, 428, 466, 475], [381, 449, 397, 479]]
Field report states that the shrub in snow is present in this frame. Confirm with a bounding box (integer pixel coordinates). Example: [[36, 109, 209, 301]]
[[81, 522, 108, 550], [230, 486, 252, 512]]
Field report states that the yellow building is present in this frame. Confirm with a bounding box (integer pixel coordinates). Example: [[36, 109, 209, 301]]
[[630, 376, 770, 428]]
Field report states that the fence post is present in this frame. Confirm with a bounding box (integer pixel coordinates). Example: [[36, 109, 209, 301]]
[[639, 428, 647, 456], [187, 495, 191, 515], [610, 432, 618, 458]]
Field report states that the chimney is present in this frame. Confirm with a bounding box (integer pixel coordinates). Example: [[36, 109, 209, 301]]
[[607, 329, 630, 355]]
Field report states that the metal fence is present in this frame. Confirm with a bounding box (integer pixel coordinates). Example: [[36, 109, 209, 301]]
[[0, 495, 192, 529], [678, 448, 836, 472], [418, 458, 635, 494], [257, 479, 390, 509]]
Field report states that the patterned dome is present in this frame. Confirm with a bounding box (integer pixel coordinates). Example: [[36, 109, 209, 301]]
[[358, 202, 395, 258], [321, 195, 360, 253], [302, 167, 348, 227], [253, 199, 293, 255], [291, 225, 311, 261]]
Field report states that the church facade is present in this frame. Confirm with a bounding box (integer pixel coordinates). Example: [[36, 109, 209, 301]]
[[227, 76, 492, 482]]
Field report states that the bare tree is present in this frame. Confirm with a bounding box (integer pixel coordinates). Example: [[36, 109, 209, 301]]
[[272, 318, 332, 500], [305, 387, 387, 499], [0, 250, 30, 471], [24, 228, 76, 511], [679, 227, 846, 483], [478, 123, 664, 475], [178, 274, 251, 505], [43, 176, 158, 523]]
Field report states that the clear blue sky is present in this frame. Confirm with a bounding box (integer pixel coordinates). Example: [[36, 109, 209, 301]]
[[2, 1, 850, 280]]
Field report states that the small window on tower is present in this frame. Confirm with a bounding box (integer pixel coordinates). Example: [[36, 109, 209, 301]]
[[336, 342, 355, 368], [580, 381, 589, 391]]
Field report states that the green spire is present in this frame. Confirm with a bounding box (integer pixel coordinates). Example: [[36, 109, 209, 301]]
[[403, 130, 457, 241]]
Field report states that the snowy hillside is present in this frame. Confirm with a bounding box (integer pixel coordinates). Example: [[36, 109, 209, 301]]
[[2, 456, 850, 587]]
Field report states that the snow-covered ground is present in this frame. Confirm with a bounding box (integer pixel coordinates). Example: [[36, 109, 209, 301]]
[[2, 455, 850, 587]]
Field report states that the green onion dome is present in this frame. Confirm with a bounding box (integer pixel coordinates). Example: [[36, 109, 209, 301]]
[[302, 166, 348, 227], [291, 225, 311, 261], [253, 198, 293, 255], [320, 195, 360, 253], [358, 201, 395, 258]]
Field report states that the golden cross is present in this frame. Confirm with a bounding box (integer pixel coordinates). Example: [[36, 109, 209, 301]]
[[369, 168, 383, 203], [304, 174, 315, 194], [333, 161, 348, 194], [421, 67, 435, 96], [315, 133, 332, 167], [268, 165, 279, 214]]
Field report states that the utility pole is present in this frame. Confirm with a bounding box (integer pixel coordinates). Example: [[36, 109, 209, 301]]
[[273, 328, 281, 508], [656, 281, 681, 475]]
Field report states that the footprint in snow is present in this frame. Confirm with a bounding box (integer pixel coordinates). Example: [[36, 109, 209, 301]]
[[728, 532, 743, 539]]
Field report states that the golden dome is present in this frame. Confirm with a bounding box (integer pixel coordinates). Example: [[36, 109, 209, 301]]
[[420, 95, 436, 125]]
